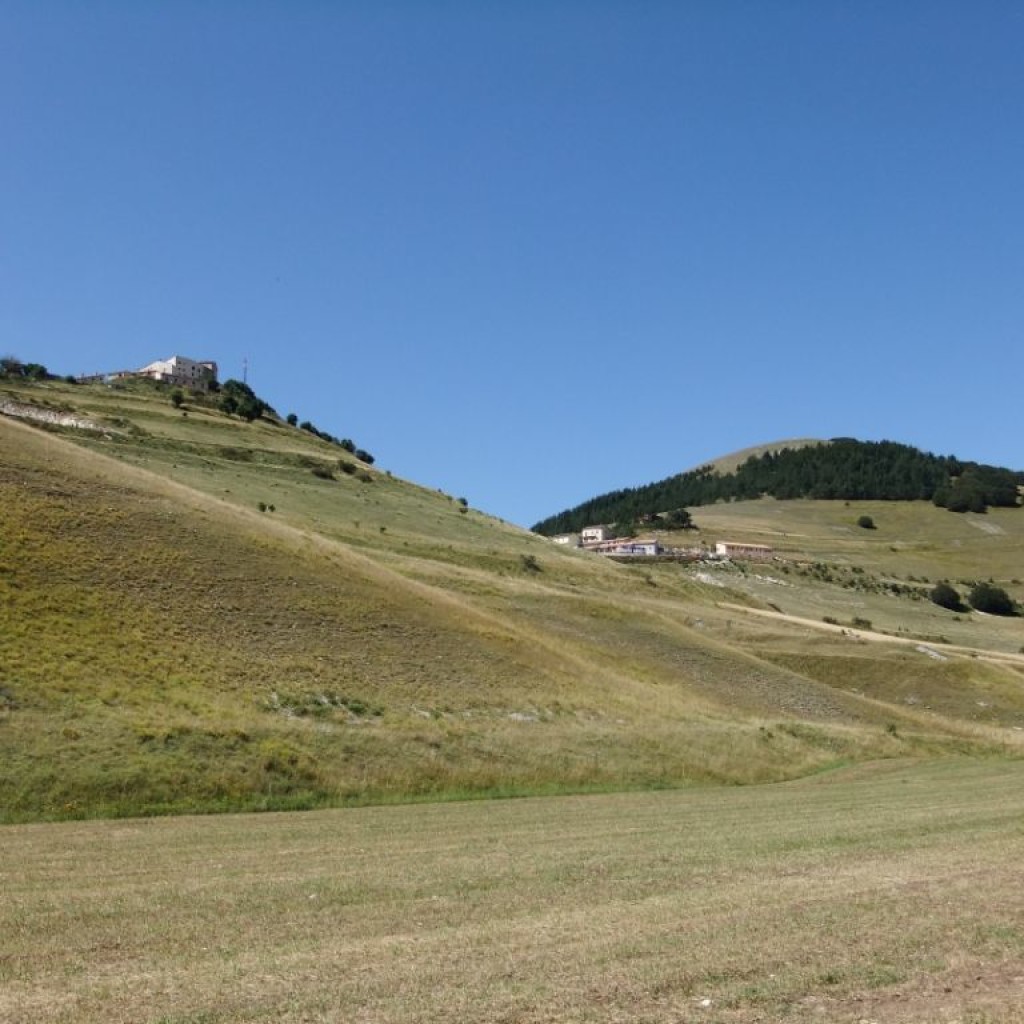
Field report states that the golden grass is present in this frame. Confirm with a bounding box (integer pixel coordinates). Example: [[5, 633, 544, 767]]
[[4, 379, 1024, 819], [4, 759, 1024, 1023]]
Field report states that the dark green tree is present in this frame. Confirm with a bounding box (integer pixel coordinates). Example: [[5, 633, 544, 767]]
[[237, 395, 263, 422], [968, 582, 1015, 616], [929, 581, 964, 611], [662, 508, 693, 530], [219, 379, 268, 421]]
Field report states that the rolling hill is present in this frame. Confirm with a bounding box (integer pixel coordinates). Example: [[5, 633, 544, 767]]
[[532, 437, 1024, 535], [3, 374, 1024, 821]]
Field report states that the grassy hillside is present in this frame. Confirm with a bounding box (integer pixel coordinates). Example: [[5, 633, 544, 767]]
[[2, 377, 1023, 820]]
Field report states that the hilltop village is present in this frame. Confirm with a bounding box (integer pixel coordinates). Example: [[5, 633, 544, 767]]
[[77, 353, 219, 391]]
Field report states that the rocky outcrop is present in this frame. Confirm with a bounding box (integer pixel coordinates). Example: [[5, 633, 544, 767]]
[[0, 399, 104, 432]]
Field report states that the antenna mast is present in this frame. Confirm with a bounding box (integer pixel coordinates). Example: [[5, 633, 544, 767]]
[[242, 357, 248, 386]]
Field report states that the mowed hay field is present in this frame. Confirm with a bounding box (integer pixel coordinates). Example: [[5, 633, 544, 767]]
[[5, 759, 1024, 1024]]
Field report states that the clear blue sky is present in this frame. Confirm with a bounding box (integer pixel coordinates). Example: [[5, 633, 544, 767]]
[[4, 2, 1022, 527]]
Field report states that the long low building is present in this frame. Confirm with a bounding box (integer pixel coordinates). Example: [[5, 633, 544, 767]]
[[585, 537, 664, 557], [714, 541, 773, 561]]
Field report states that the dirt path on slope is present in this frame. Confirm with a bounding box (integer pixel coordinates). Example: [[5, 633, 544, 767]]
[[716, 600, 1024, 668]]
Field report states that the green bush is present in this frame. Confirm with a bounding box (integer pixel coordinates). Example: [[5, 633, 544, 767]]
[[929, 581, 964, 612], [968, 582, 1015, 616], [856, 515, 875, 530]]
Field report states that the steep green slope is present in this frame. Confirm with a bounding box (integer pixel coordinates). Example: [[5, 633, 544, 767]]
[[2, 378, 1022, 820]]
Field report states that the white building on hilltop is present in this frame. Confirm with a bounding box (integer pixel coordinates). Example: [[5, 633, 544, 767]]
[[137, 355, 218, 391]]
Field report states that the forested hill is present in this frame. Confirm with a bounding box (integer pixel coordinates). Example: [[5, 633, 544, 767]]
[[533, 439, 1024, 535]]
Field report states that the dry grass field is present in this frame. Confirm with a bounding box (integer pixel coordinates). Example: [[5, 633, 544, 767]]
[[4, 758, 1024, 1023]]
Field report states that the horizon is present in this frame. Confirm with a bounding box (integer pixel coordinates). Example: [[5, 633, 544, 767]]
[[5, 3, 1022, 526]]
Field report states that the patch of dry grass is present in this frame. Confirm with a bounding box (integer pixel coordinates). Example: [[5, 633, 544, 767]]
[[3, 759, 1024, 1023]]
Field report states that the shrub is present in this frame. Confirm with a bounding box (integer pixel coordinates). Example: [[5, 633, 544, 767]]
[[0, 356, 45, 379], [170, 389, 185, 408], [968, 582, 1015, 616], [310, 465, 334, 480], [661, 508, 693, 530], [856, 515, 875, 529], [286, 413, 298, 426], [930, 581, 964, 612]]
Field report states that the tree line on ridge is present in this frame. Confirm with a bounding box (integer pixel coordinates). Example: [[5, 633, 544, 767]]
[[532, 439, 1023, 536]]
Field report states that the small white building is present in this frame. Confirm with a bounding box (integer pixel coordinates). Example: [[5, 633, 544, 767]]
[[581, 526, 609, 546], [137, 355, 218, 391], [551, 534, 580, 546]]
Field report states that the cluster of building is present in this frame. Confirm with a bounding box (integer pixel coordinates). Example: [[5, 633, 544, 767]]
[[551, 525, 773, 562], [78, 355, 219, 392]]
